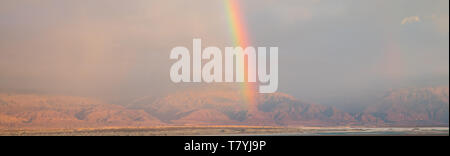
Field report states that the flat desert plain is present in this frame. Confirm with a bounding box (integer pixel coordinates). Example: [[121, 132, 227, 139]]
[[0, 126, 448, 136]]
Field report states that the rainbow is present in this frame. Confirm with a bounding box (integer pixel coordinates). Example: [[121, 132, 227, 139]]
[[224, 0, 258, 113]]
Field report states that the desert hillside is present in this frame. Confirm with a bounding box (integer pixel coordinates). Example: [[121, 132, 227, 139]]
[[128, 89, 359, 126], [358, 86, 449, 126], [0, 86, 448, 129], [0, 94, 163, 129]]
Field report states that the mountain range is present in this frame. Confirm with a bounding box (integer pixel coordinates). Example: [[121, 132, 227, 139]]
[[0, 86, 448, 129], [357, 86, 449, 126], [0, 94, 163, 129]]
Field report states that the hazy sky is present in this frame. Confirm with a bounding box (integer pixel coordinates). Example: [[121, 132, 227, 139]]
[[0, 0, 448, 107]]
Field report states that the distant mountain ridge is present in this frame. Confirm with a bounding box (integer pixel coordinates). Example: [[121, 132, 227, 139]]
[[0, 94, 163, 129], [128, 86, 448, 127], [359, 86, 449, 126], [0, 86, 448, 129], [128, 89, 357, 126]]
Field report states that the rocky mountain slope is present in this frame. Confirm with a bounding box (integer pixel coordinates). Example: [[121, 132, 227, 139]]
[[0, 86, 448, 129], [358, 86, 449, 126], [0, 94, 163, 129], [127, 88, 358, 126]]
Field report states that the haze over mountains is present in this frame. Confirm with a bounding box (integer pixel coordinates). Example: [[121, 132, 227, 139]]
[[360, 86, 449, 126], [0, 86, 448, 129], [0, 94, 163, 129]]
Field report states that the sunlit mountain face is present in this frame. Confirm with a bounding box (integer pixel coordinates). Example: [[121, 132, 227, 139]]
[[127, 88, 356, 126], [0, 94, 164, 129], [1, 86, 448, 129]]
